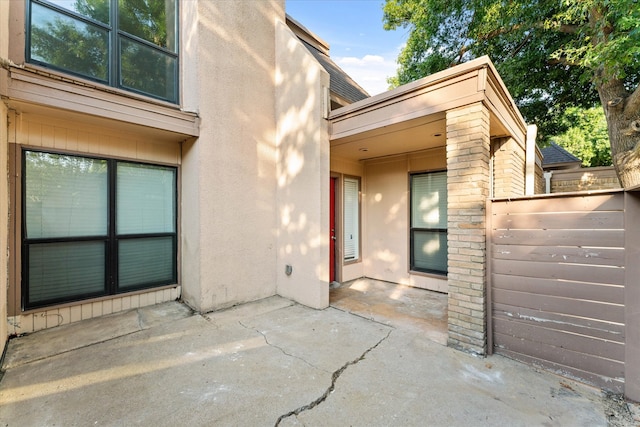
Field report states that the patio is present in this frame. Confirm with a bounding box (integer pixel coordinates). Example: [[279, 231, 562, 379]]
[[0, 280, 636, 426]]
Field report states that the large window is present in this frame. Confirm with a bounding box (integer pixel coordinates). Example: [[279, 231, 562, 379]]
[[343, 177, 360, 261], [410, 171, 447, 275], [27, 0, 179, 103], [23, 150, 177, 309]]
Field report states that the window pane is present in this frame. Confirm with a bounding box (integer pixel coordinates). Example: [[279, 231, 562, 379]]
[[118, 0, 177, 51], [30, 2, 109, 82], [28, 241, 106, 305], [25, 151, 108, 238], [117, 162, 176, 234], [119, 37, 177, 102], [118, 237, 175, 289], [344, 178, 359, 261], [411, 172, 447, 229], [412, 230, 447, 274], [45, 0, 110, 24]]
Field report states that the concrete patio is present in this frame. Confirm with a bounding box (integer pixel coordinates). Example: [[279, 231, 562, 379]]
[[1, 280, 638, 426]]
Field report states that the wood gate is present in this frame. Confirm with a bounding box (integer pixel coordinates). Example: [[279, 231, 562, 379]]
[[487, 191, 631, 392]]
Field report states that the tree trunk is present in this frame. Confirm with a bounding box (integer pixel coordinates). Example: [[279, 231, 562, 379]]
[[597, 78, 640, 189]]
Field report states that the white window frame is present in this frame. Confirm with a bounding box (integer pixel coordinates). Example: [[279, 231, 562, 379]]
[[343, 177, 360, 262]]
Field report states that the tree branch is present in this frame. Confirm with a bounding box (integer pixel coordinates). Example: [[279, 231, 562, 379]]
[[556, 24, 580, 34], [547, 57, 581, 68], [625, 83, 640, 118], [510, 33, 532, 58]]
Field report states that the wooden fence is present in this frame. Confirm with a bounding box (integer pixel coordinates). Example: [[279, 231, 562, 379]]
[[487, 190, 640, 395]]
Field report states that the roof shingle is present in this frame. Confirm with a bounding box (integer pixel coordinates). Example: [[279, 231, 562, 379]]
[[541, 142, 581, 166], [299, 39, 370, 105]]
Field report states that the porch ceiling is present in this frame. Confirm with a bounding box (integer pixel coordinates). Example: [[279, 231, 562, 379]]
[[329, 111, 510, 162], [330, 114, 446, 161]]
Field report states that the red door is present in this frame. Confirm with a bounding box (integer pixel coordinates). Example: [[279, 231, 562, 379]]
[[330, 178, 337, 283]]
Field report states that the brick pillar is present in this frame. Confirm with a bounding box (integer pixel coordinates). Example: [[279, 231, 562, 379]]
[[492, 137, 525, 198], [446, 102, 490, 356]]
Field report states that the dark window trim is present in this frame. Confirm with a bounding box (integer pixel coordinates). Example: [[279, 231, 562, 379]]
[[409, 171, 448, 276], [21, 148, 178, 310], [26, 0, 180, 104]]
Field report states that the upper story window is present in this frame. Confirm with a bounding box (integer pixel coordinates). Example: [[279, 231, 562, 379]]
[[27, 0, 178, 104]]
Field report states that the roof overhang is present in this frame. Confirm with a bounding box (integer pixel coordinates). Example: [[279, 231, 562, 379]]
[[3, 66, 199, 142], [329, 56, 527, 162]]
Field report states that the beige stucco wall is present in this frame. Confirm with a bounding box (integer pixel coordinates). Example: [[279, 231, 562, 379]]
[[181, 0, 284, 312], [362, 149, 448, 293], [274, 21, 330, 309]]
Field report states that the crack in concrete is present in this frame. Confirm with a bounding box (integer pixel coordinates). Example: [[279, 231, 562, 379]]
[[328, 305, 396, 329], [136, 309, 145, 330], [238, 321, 325, 372], [274, 329, 393, 427]]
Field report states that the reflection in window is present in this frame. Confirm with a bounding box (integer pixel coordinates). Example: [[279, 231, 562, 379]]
[[119, 0, 177, 50], [45, 0, 110, 23], [30, 3, 109, 82], [27, 0, 178, 103], [120, 37, 177, 101]]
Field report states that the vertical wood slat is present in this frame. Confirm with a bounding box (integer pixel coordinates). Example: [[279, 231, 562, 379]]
[[624, 192, 640, 401], [486, 198, 493, 355], [489, 192, 625, 391]]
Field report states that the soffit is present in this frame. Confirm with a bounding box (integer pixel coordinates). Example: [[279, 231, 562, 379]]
[[331, 114, 446, 161], [8, 99, 194, 144], [6, 67, 199, 141]]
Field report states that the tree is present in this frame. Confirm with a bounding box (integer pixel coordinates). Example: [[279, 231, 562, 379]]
[[383, 0, 640, 188], [552, 107, 612, 167]]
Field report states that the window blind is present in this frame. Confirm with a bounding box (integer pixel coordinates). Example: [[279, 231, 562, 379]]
[[344, 177, 359, 261], [25, 151, 108, 238], [411, 172, 447, 229], [23, 150, 177, 309], [117, 162, 176, 235], [410, 171, 448, 274], [28, 241, 105, 303]]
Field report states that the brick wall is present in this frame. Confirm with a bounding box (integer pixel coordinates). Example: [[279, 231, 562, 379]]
[[492, 137, 525, 198], [446, 102, 490, 355], [550, 166, 621, 193]]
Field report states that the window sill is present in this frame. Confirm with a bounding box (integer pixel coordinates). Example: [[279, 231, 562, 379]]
[[5, 65, 199, 139], [409, 270, 447, 280]]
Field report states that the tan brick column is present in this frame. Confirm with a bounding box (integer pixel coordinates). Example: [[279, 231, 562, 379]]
[[446, 102, 490, 355], [492, 137, 526, 198]]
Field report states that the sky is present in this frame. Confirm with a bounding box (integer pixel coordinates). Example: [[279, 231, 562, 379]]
[[286, 0, 409, 96]]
